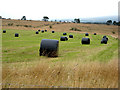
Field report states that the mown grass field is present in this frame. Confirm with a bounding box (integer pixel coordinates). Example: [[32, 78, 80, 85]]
[[2, 20, 118, 88]]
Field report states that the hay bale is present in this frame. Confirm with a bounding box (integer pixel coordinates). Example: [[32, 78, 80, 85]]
[[101, 38, 107, 44], [38, 30, 40, 32], [45, 30, 47, 32], [85, 33, 89, 36], [65, 36, 68, 41], [106, 37, 108, 41], [69, 35, 73, 38], [39, 39, 59, 57], [103, 36, 107, 38], [63, 33, 67, 35], [60, 36, 66, 41], [15, 33, 19, 37], [60, 36, 68, 41], [36, 31, 39, 34], [3, 30, 6, 33], [41, 30, 44, 33], [103, 36, 108, 41], [81, 38, 90, 44], [52, 31, 55, 33], [94, 33, 97, 35]]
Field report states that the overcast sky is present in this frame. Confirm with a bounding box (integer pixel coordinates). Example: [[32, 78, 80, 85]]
[[0, 0, 119, 20]]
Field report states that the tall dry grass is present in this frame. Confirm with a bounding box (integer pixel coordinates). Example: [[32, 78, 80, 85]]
[[2, 59, 118, 88]]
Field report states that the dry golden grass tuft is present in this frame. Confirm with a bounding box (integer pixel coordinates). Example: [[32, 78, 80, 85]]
[[2, 59, 118, 88]]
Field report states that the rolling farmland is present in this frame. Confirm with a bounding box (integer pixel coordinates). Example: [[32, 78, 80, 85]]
[[2, 19, 118, 88]]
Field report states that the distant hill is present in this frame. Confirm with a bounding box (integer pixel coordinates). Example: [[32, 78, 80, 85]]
[[81, 16, 118, 23], [52, 16, 118, 23]]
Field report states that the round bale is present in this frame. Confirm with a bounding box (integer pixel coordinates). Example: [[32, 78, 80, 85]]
[[101, 38, 107, 44], [15, 33, 19, 37], [60, 36, 66, 41], [36, 31, 39, 34], [65, 36, 68, 41], [81, 38, 90, 44], [41, 30, 44, 33], [85, 33, 89, 36], [103, 36, 108, 41], [38, 30, 40, 32], [52, 31, 55, 33], [45, 30, 47, 32], [63, 33, 67, 35], [103, 36, 107, 38], [106, 37, 108, 41], [94, 33, 97, 35], [39, 39, 59, 57], [3, 30, 6, 33], [69, 35, 73, 38], [60, 36, 68, 41]]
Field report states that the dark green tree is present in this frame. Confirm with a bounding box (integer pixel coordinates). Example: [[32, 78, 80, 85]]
[[117, 21, 120, 26], [42, 16, 49, 21], [74, 18, 80, 23], [106, 20, 112, 25], [21, 16, 26, 20], [113, 21, 117, 25]]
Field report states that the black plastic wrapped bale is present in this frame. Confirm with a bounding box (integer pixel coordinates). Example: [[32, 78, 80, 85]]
[[69, 35, 73, 38], [38, 30, 40, 32], [85, 33, 89, 36], [60, 36, 68, 41], [94, 33, 97, 35], [41, 30, 44, 33], [105, 37, 108, 41], [36, 31, 39, 34], [52, 31, 55, 33], [101, 38, 107, 44], [103, 36, 108, 41], [39, 39, 59, 57], [60, 36, 66, 41], [81, 38, 90, 44], [3, 30, 6, 33], [63, 33, 67, 35], [103, 36, 107, 38], [15, 33, 19, 37], [65, 36, 68, 41], [45, 30, 47, 32]]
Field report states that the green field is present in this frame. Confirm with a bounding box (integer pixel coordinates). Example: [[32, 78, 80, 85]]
[[2, 29, 118, 88], [2, 29, 118, 63]]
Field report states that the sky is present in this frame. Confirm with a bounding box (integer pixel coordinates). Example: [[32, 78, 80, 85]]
[[0, 0, 119, 20]]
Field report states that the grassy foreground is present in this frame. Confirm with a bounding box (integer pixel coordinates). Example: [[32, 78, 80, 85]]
[[2, 29, 118, 88]]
